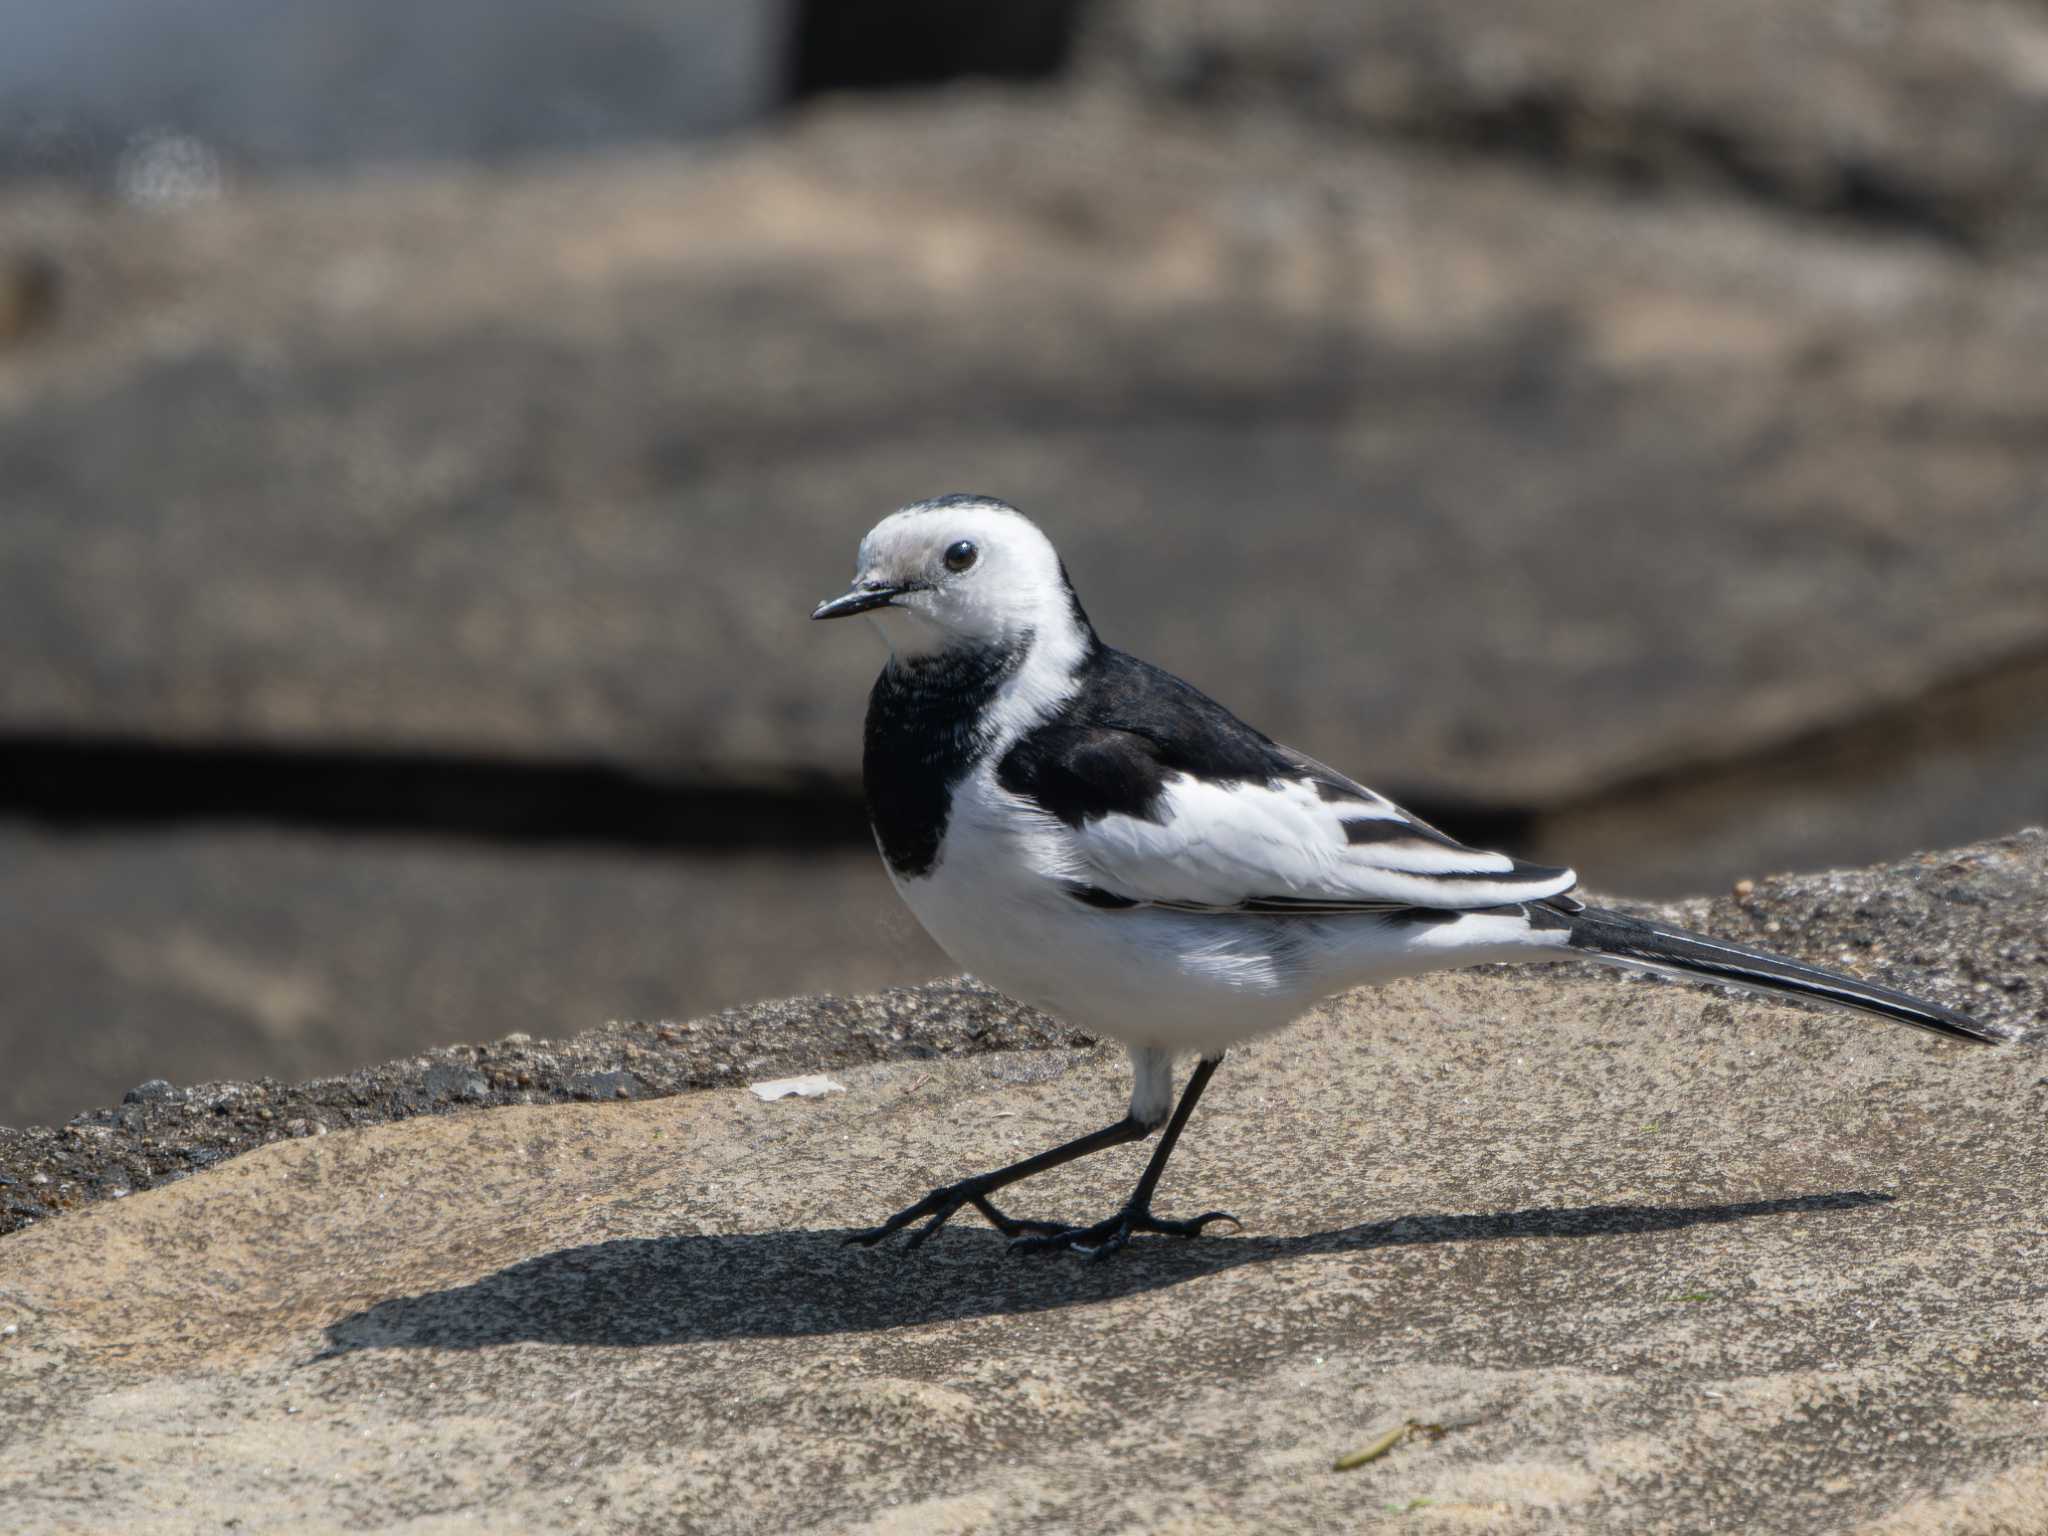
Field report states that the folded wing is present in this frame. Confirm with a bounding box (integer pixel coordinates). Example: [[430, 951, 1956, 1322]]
[[999, 718, 1577, 914]]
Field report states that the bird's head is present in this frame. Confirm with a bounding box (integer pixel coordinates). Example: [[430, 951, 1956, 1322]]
[[812, 494, 1093, 663]]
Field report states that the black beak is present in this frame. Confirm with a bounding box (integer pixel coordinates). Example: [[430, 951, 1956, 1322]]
[[811, 584, 904, 621]]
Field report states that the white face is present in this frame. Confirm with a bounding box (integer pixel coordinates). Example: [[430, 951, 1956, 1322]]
[[841, 498, 1078, 659]]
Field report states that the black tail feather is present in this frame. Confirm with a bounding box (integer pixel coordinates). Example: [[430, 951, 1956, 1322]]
[[1546, 903, 2018, 1046]]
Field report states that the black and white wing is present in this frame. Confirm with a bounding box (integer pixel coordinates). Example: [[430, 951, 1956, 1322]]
[[1027, 745, 1577, 913], [994, 648, 1577, 915]]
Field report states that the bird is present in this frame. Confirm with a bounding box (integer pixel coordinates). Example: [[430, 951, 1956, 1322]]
[[812, 493, 2019, 1259]]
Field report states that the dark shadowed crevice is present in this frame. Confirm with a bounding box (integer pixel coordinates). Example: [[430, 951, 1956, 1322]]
[[0, 731, 1535, 857], [788, 0, 1087, 97], [7, 639, 2043, 866], [0, 733, 871, 851]]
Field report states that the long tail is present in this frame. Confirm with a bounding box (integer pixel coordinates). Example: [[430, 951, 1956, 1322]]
[[1535, 901, 2021, 1046]]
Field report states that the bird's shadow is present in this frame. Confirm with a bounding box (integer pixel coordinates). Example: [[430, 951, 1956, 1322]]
[[314, 1190, 1890, 1358]]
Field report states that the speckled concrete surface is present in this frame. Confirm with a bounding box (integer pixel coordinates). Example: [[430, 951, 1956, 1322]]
[[1, 833, 2042, 1533], [0, 977, 1072, 1237]]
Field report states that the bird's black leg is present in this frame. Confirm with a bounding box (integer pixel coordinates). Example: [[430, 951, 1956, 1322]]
[[846, 1112, 1154, 1250], [1011, 1053, 1239, 1261]]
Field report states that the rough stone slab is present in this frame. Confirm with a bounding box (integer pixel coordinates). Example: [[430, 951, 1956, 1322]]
[[0, 970, 1078, 1240], [5, 93, 2048, 811], [0, 824, 946, 1132], [1085, 0, 2048, 253], [1, 834, 2042, 1531], [0, 994, 2040, 1532]]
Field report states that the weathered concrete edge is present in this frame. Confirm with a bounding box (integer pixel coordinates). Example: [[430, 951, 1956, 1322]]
[[0, 978, 1088, 1238]]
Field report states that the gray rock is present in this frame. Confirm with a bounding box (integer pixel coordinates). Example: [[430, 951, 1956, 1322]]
[[414, 1065, 489, 1107], [565, 1069, 638, 1102], [0, 833, 2041, 1531], [4, 93, 2047, 818], [1084, 0, 2048, 253]]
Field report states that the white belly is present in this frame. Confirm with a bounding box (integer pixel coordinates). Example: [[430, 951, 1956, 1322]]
[[886, 764, 1527, 1055]]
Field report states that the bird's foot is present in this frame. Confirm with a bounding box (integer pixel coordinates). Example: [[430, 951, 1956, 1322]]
[[846, 1183, 1066, 1250], [1008, 1203, 1241, 1261]]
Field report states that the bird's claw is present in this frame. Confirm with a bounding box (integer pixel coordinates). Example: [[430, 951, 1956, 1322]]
[[846, 1184, 1060, 1248], [1009, 1205, 1241, 1260]]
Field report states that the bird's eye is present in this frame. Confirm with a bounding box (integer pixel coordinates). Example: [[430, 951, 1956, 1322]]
[[943, 539, 978, 572]]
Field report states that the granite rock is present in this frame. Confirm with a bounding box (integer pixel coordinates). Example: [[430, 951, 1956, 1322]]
[[0, 834, 2040, 1531]]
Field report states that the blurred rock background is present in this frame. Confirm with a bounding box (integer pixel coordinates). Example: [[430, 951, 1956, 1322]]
[[2, 0, 2044, 1129]]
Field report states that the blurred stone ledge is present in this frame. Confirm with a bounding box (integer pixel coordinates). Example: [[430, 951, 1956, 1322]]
[[4, 828, 2037, 1240], [3, 88, 2047, 816], [1083, 0, 2048, 254]]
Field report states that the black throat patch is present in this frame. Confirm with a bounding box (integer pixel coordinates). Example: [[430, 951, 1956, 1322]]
[[863, 639, 1027, 878]]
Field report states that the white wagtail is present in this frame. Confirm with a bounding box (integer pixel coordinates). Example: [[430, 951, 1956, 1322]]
[[813, 494, 2017, 1258]]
